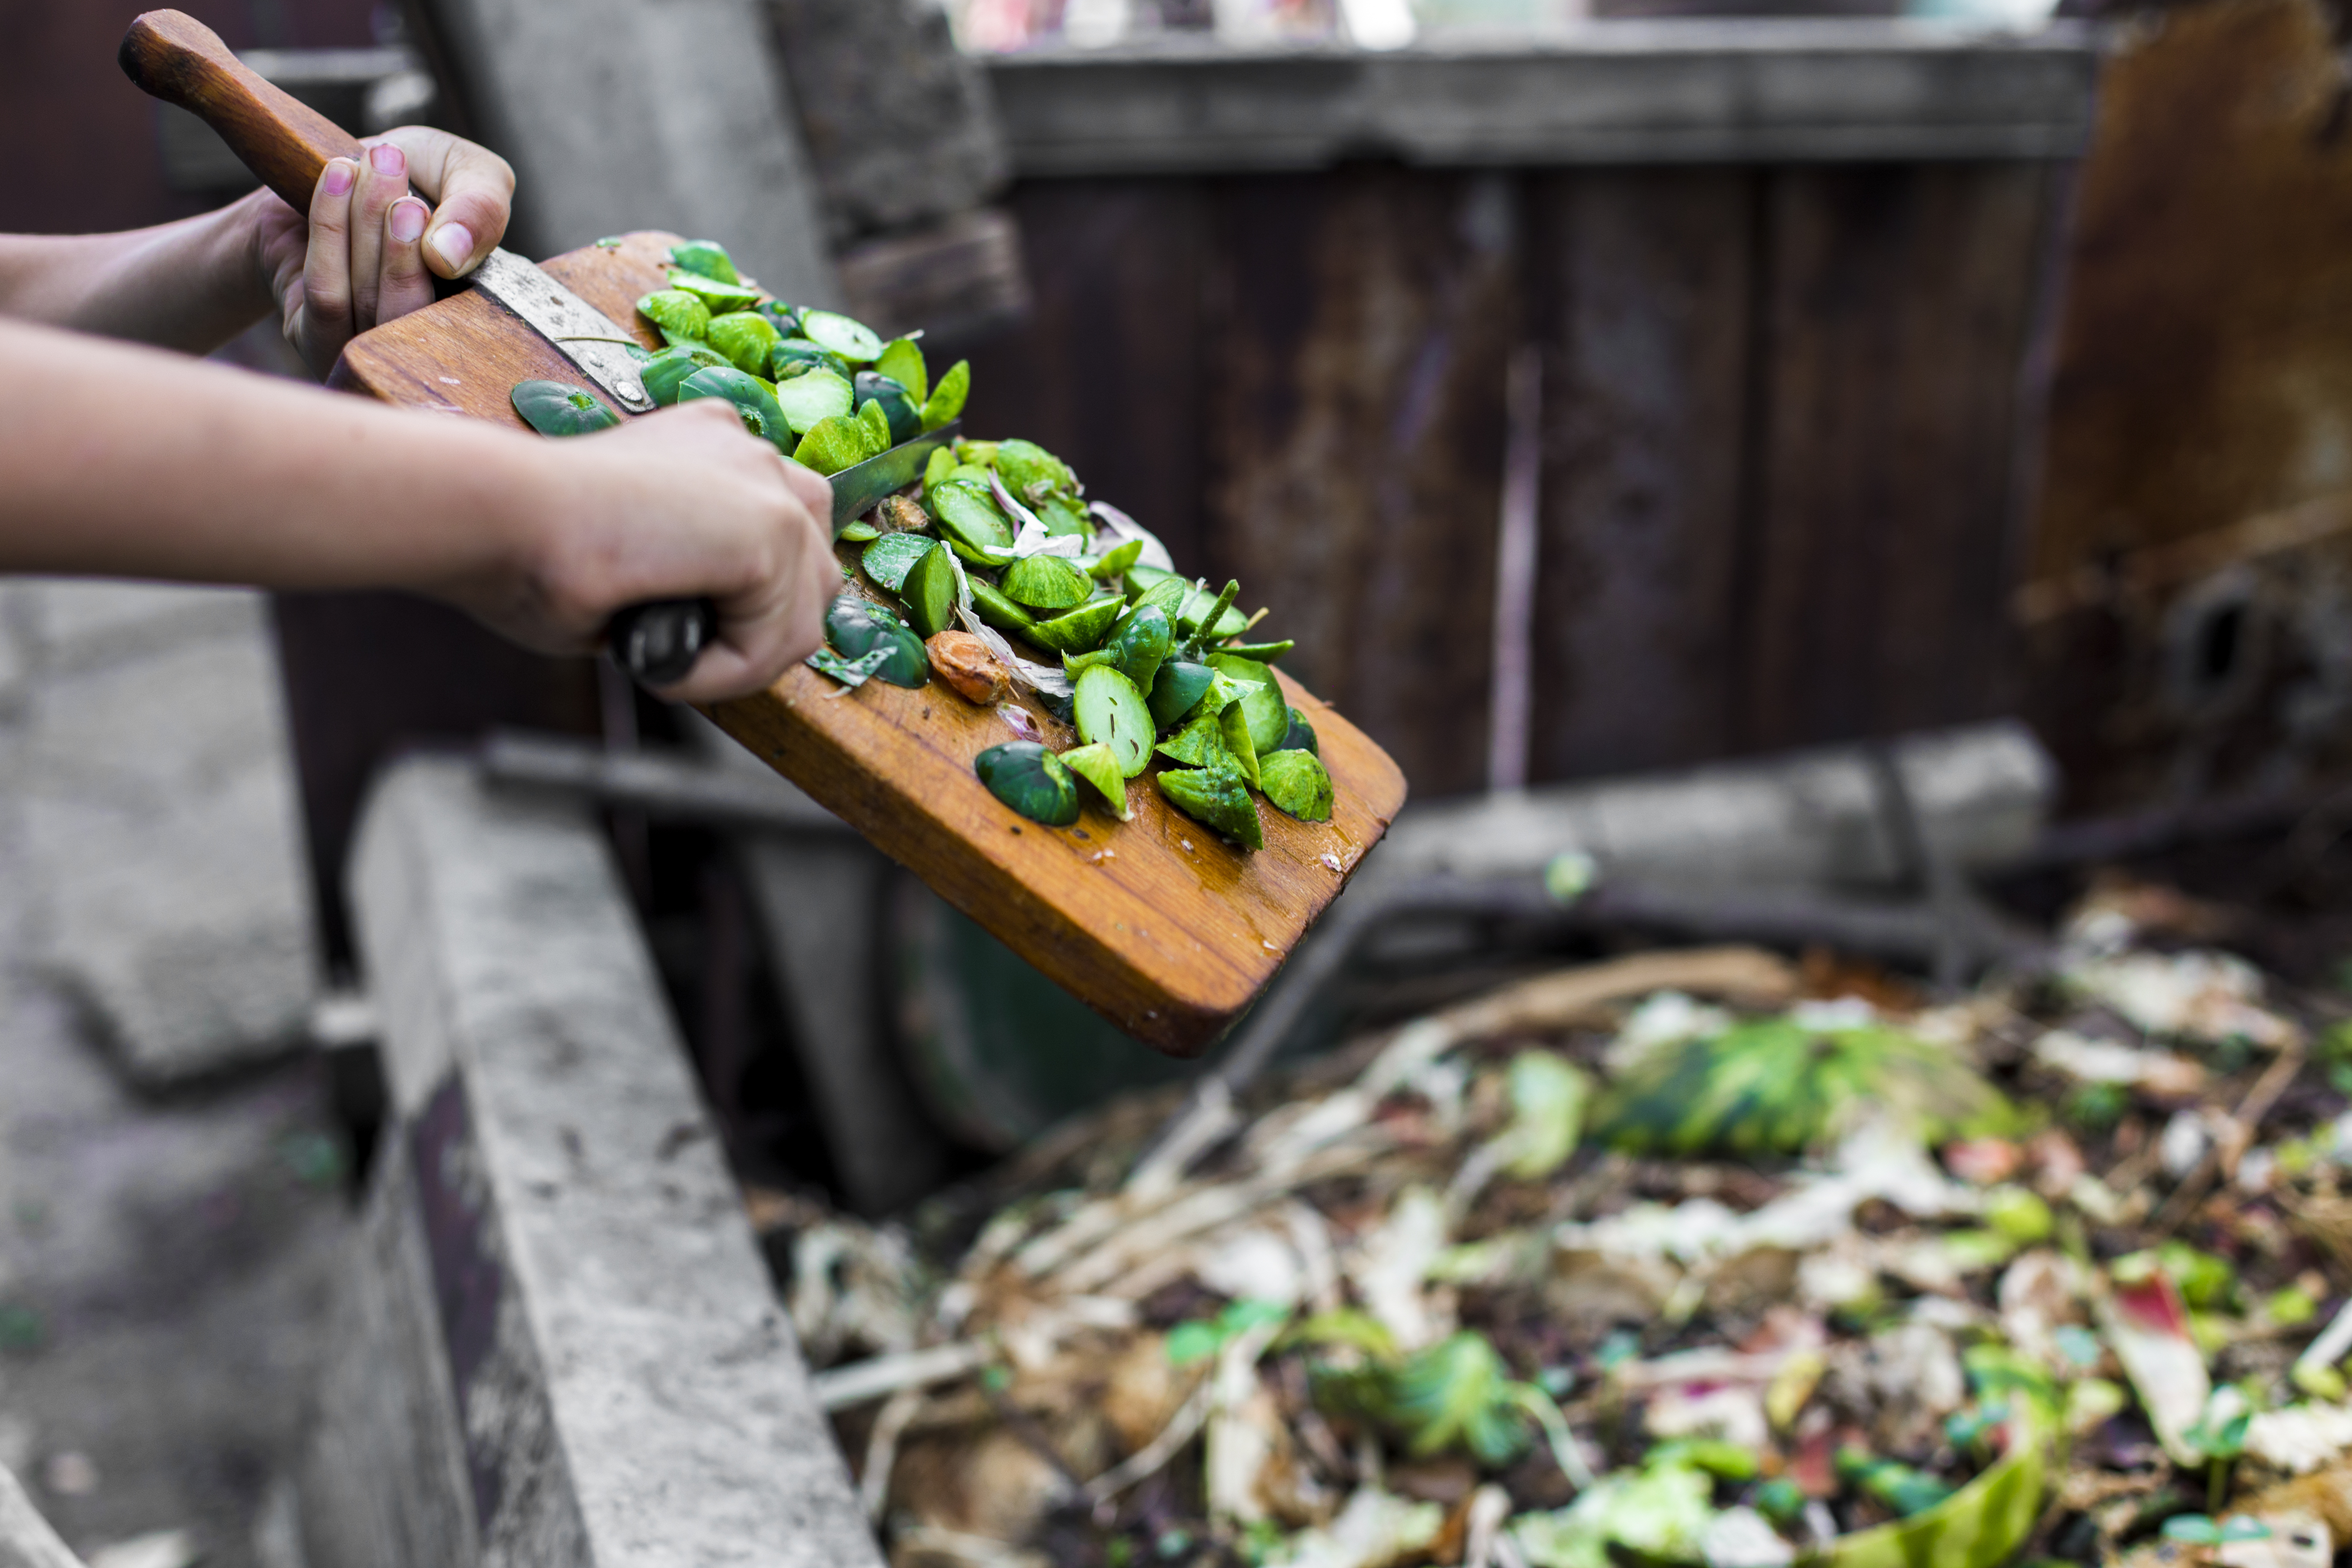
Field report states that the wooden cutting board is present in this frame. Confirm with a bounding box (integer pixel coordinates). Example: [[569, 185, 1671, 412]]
[[125, 9, 1408, 1056]]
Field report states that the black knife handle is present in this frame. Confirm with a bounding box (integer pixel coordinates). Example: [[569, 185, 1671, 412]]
[[609, 598, 717, 687]]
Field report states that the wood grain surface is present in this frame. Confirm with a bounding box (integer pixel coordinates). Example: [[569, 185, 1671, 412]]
[[333, 232, 1406, 1055]]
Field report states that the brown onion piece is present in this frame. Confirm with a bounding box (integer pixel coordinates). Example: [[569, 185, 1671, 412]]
[[927, 631, 1013, 705]]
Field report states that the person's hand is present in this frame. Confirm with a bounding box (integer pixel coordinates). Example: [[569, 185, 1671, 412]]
[[246, 126, 515, 378], [446, 401, 840, 703]]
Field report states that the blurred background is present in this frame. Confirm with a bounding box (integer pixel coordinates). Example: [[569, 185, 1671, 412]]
[[7, 0, 2352, 1559]]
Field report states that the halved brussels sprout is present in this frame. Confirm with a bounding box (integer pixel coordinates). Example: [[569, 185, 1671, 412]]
[[636, 288, 711, 344], [1160, 760, 1263, 851], [1260, 750, 1335, 821], [799, 308, 886, 363], [668, 239, 739, 284], [677, 366, 790, 453], [772, 369, 854, 435], [1001, 554, 1093, 612], [640, 344, 731, 407], [511, 379, 619, 437], [666, 270, 762, 312], [975, 742, 1079, 828], [707, 311, 781, 377], [824, 593, 927, 689], [855, 371, 924, 447], [876, 337, 929, 404], [922, 360, 971, 431]]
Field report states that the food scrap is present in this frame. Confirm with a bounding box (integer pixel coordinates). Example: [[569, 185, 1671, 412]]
[[752, 897, 2352, 1568]]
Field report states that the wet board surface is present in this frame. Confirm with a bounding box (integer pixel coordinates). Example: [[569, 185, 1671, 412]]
[[333, 232, 1409, 1056]]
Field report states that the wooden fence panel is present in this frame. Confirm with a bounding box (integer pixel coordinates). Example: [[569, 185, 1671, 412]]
[[1526, 167, 1759, 784], [1198, 166, 1519, 800], [1740, 162, 2052, 752]]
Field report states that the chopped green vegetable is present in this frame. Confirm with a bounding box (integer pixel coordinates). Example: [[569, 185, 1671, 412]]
[[903, 542, 959, 639], [1060, 742, 1132, 819], [1075, 666, 1155, 778], [772, 369, 855, 436], [922, 359, 970, 430], [1000, 554, 1094, 612], [707, 310, 781, 377], [1259, 749, 1334, 822], [1158, 758, 1263, 850], [668, 239, 739, 284], [975, 742, 1079, 827], [510, 379, 619, 437], [799, 308, 886, 363], [876, 337, 929, 404]]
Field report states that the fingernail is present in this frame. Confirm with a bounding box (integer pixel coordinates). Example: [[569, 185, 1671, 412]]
[[369, 142, 405, 178], [390, 198, 428, 245], [321, 159, 356, 196], [430, 223, 474, 271]]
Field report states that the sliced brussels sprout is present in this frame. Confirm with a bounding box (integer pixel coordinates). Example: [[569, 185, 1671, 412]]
[[676, 366, 791, 452], [968, 580, 1040, 640], [1059, 743, 1131, 820], [636, 288, 711, 344], [1209, 652, 1290, 756], [931, 484, 1013, 552], [640, 343, 730, 407], [1102, 604, 1172, 693], [1000, 554, 1094, 612], [1025, 597, 1124, 656], [510, 379, 619, 437], [772, 338, 852, 381], [855, 371, 924, 447], [903, 542, 959, 639], [1217, 699, 1263, 788], [1075, 667, 1155, 778], [1281, 705, 1320, 757], [772, 369, 854, 435], [975, 742, 1079, 828], [1148, 660, 1217, 729], [875, 337, 929, 404], [799, 308, 886, 363], [922, 360, 970, 431], [824, 593, 927, 689], [862, 532, 937, 594], [997, 438, 1075, 502], [1156, 706, 1230, 769], [1259, 750, 1334, 822], [707, 311, 781, 377], [666, 270, 761, 312], [793, 413, 874, 476], [1160, 760, 1263, 851], [668, 239, 739, 284]]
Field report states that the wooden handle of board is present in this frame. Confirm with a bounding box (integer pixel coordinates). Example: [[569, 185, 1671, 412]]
[[120, 10, 364, 214]]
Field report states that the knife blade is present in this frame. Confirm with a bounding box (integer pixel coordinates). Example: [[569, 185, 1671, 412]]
[[469, 250, 656, 414]]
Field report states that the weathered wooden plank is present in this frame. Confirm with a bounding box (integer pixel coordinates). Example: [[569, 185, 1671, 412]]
[[1524, 167, 1758, 783], [1740, 161, 2051, 751], [1200, 165, 1519, 801], [982, 28, 2101, 176], [2020, 0, 2352, 812], [963, 178, 1213, 570]]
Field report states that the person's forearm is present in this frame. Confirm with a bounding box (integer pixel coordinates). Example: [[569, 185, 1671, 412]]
[[0, 316, 559, 594], [0, 199, 273, 354]]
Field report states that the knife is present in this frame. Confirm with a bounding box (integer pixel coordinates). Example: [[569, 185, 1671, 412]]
[[122, 9, 893, 687]]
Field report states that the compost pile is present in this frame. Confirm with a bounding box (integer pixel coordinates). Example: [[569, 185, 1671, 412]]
[[760, 880, 2352, 1568]]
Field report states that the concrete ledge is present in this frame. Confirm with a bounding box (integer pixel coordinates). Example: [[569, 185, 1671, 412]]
[[986, 21, 2101, 173], [299, 757, 877, 1568]]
